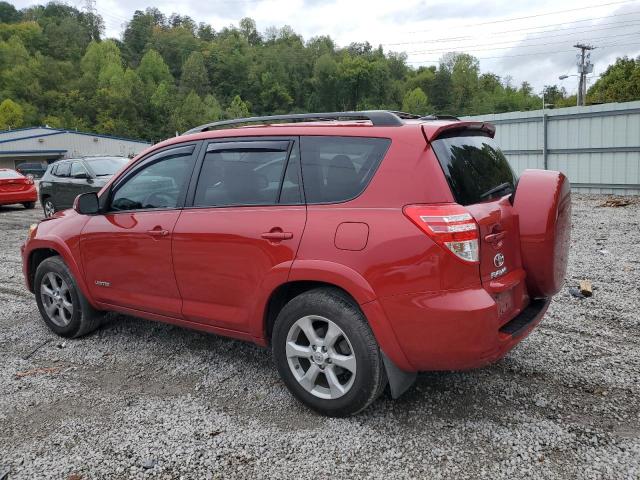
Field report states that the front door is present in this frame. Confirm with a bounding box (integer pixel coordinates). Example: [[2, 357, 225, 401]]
[[80, 144, 198, 317], [172, 138, 306, 333]]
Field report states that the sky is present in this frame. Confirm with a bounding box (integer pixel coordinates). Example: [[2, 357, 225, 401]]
[[13, 0, 640, 93]]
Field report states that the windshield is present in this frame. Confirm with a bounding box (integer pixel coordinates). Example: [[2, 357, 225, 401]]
[[0, 169, 24, 179], [86, 157, 129, 176], [432, 132, 516, 205]]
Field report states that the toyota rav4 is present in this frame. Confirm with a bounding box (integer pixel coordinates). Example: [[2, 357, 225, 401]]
[[21, 111, 571, 417]]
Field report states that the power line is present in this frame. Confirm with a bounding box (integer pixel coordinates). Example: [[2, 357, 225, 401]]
[[405, 41, 640, 64], [405, 30, 640, 56], [384, 13, 640, 47], [394, 0, 639, 36]]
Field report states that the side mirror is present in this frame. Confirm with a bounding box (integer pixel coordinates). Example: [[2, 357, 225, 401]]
[[74, 192, 100, 215], [73, 172, 90, 180]]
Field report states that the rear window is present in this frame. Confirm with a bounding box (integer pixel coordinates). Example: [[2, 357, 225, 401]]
[[432, 132, 516, 206], [0, 170, 23, 179], [300, 136, 390, 203]]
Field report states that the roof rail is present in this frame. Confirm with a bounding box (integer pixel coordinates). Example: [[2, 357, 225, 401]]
[[183, 110, 405, 135]]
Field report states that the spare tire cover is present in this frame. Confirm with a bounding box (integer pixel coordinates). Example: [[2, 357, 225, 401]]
[[513, 169, 571, 298]]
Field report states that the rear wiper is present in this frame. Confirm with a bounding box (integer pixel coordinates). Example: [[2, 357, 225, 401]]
[[480, 182, 513, 200]]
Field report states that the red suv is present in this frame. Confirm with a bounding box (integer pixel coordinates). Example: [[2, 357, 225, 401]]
[[21, 111, 571, 416]]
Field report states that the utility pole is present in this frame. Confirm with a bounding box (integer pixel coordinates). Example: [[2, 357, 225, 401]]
[[573, 43, 594, 106]]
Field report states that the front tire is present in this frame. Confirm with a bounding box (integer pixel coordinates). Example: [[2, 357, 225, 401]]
[[34, 256, 104, 338], [23, 201, 35, 209], [43, 198, 55, 217], [272, 288, 387, 417]]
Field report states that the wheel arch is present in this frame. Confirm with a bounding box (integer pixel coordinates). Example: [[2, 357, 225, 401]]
[[25, 240, 96, 308], [263, 280, 359, 344]]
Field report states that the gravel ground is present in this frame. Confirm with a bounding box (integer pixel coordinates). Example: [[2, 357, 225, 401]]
[[0, 195, 639, 479]]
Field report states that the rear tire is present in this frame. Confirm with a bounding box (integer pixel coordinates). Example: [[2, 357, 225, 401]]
[[34, 256, 104, 338], [23, 202, 35, 209], [272, 288, 387, 417]]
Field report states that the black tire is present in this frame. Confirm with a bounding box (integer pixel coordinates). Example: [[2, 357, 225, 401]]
[[42, 198, 55, 218], [22, 202, 35, 209], [34, 256, 104, 338], [272, 288, 387, 417]]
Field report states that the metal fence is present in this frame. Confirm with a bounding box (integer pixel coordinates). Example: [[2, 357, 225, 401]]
[[463, 100, 640, 194]]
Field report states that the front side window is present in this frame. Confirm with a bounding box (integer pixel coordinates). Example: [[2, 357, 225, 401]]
[[110, 153, 193, 211], [55, 162, 71, 177], [70, 162, 88, 177], [193, 144, 293, 207], [300, 136, 391, 203]]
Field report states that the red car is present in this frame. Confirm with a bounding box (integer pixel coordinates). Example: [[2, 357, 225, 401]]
[[0, 168, 37, 209], [21, 111, 571, 416]]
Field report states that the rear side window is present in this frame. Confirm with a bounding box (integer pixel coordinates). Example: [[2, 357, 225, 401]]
[[432, 132, 516, 206], [300, 136, 390, 203], [193, 142, 296, 207]]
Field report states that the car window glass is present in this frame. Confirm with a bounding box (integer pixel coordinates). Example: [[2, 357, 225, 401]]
[[110, 153, 192, 211], [193, 148, 289, 207], [0, 170, 23, 179], [86, 157, 128, 176], [70, 162, 87, 177], [300, 136, 391, 203], [56, 162, 71, 177], [280, 146, 302, 204]]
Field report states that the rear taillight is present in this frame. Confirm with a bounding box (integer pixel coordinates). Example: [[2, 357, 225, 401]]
[[403, 204, 480, 263]]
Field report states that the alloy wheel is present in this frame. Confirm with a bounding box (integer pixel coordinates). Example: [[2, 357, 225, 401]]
[[40, 272, 74, 327], [285, 315, 357, 399], [44, 200, 55, 218]]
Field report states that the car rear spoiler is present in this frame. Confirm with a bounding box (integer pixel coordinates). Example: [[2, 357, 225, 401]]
[[422, 121, 496, 143]]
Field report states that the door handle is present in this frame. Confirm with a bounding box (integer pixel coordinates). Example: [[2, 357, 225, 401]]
[[261, 231, 293, 241], [147, 228, 169, 237]]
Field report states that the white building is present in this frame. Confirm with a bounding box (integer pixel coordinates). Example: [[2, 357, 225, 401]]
[[0, 127, 151, 170]]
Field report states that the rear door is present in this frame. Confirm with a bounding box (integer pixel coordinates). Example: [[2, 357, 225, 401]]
[[172, 138, 306, 333], [430, 130, 527, 321]]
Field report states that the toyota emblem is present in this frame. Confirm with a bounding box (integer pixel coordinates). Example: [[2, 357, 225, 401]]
[[493, 253, 505, 268]]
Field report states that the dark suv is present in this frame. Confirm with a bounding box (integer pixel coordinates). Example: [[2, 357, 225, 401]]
[[39, 156, 129, 217], [16, 162, 47, 179], [22, 111, 571, 417]]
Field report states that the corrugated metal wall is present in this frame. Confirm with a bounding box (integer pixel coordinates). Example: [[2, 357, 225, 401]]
[[0, 131, 150, 159], [463, 100, 640, 194]]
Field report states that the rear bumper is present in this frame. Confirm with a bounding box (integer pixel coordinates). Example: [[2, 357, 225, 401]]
[[379, 287, 549, 372], [0, 186, 37, 205]]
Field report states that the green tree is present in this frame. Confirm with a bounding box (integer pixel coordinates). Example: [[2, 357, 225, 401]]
[[588, 56, 640, 104], [0, 98, 24, 128], [402, 87, 431, 115], [225, 95, 250, 119], [137, 49, 173, 88], [180, 51, 209, 96]]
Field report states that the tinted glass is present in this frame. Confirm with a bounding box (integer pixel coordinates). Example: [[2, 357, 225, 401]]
[[432, 132, 516, 206], [300, 136, 391, 203], [86, 157, 128, 176], [280, 146, 302, 204], [56, 162, 71, 177], [110, 154, 192, 211], [194, 148, 289, 207], [0, 169, 23, 179], [70, 162, 87, 177]]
